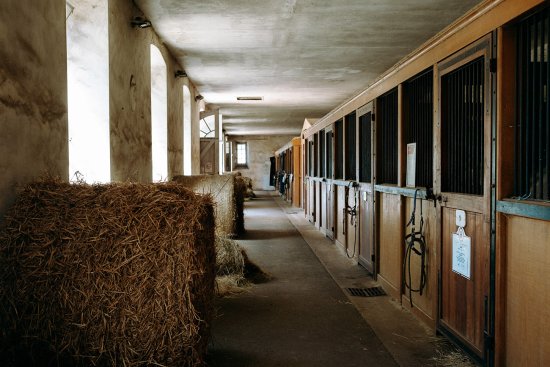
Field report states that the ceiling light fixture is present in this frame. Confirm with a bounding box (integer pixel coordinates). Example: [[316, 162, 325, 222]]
[[131, 16, 152, 29], [237, 96, 263, 101]]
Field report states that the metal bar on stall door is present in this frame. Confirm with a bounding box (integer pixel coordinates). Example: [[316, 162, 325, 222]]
[[547, 13, 550, 199]]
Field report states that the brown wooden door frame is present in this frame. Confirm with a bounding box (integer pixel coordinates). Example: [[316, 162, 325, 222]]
[[435, 33, 494, 363], [357, 101, 376, 274]]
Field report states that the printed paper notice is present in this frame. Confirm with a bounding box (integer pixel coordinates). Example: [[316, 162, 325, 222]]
[[406, 143, 416, 187], [452, 233, 471, 279]]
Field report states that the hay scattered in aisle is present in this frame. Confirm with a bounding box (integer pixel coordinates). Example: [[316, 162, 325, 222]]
[[214, 236, 270, 298]]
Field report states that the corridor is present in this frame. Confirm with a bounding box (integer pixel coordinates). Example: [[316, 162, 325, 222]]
[[207, 192, 453, 367]]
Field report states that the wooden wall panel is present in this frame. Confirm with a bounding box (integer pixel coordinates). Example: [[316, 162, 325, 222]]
[[504, 215, 550, 367], [320, 182, 327, 232], [315, 182, 322, 229], [377, 193, 403, 298], [292, 143, 301, 207], [441, 208, 488, 355], [403, 197, 437, 324]]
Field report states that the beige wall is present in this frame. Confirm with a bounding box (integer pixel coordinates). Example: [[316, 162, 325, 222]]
[[230, 135, 294, 190], [108, 0, 152, 182], [0, 0, 68, 218]]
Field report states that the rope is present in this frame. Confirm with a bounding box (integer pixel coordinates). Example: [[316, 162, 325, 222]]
[[402, 189, 427, 308]]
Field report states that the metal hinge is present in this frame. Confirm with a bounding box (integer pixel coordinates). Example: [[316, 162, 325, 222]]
[[371, 254, 376, 262], [490, 58, 497, 73], [371, 113, 375, 121]]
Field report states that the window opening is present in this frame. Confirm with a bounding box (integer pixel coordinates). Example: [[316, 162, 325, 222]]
[[345, 111, 357, 180], [200, 115, 216, 138], [150, 44, 168, 182], [404, 69, 434, 188], [67, 0, 109, 183], [377, 89, 399, 184], [183, 85, 192, 175], [441, 57, 485, 195], [327, 130, 334, 179], [335, 119, 344, 179], [320, 130, 326, 178], [514, 7, 550, 201], [359, 112, 372, 183], [236, 142, 247, 166]]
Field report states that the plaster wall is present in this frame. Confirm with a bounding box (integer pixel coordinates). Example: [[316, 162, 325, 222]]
[[109, 1, 187, 182], [0, 0, 68, 218], [230, 135, 294, 190]]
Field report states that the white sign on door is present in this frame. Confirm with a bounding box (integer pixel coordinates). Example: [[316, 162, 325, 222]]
[[452, 232, 471, 279], [406, 143, 416, 187]]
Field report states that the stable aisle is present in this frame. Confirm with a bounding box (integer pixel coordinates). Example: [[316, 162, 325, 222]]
[[207, 192, 398, 367]]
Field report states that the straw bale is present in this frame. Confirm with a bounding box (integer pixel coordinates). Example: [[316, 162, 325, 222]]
[[173, 175, 245, 237], [0, 178, 216, 367]]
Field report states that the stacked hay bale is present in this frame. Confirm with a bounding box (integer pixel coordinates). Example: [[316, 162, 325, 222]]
[[0, 179, 215, 367], [173, 174, 245, 236]]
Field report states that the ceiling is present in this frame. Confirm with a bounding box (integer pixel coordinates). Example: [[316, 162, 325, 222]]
[[136, 0, 482, 136]]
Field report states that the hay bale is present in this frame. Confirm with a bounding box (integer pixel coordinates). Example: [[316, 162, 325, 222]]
[[173, 175, 244, 237], [0, 179, 216, 367]]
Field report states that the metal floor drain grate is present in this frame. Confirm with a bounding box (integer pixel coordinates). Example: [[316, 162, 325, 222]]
[[346, 287, 386, 297]]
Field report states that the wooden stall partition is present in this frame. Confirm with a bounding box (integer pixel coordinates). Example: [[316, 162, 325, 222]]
[[326, 183, 335, 240], [358, 188, 375, 274], [502, 214, 550, 367], [320, 182, 327, 235], [335, 185, 347, 249], [377, 192, 404, 300], [315, 181, 322, 230], [292, 138, 301, 208], [402, 197, 438, 328]]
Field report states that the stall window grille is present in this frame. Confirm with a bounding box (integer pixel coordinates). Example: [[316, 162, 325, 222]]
[[359, 112, 372, 183], [441, 57, 485, 195], [327, 130, 334, 178], [320, 130, 326, 178], [308, 139, 314, 177], [514, 7, 550, 201], [345, 111, 357, 180], [314, 133, 319, 177], [404, 69, 434, 188], [377, 89, 398, 184], [335, 119, 344, 179]]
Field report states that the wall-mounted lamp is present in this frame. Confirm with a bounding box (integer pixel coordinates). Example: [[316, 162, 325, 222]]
[[195, 95, 204, 102], [131, 16, 152, 29], [175, 70, 187, 78]]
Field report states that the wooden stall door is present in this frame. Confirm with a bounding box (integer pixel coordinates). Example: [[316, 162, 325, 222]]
[[308, 179, 316, 224], [436, 34, 493, 360], [326, 184, 335, 239]]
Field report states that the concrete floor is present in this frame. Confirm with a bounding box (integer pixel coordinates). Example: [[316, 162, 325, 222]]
[[207, 192, 469, 367]]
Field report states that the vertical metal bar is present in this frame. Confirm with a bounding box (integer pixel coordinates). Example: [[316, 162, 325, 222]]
[[516, 22, 523, 197], [547, 12, 550, 200]]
